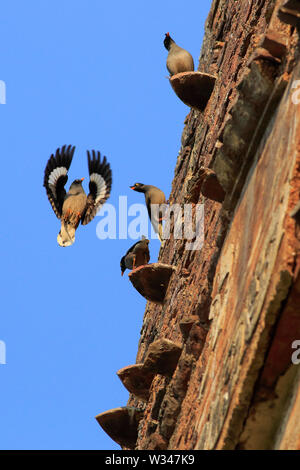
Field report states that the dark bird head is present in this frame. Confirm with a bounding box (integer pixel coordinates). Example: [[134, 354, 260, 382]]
[[71, 178, 84, 186], [164, 32, 174, 50], [130, 182, 146, 193], [120, 255, 126, 276], [69, 178, 85, 193]]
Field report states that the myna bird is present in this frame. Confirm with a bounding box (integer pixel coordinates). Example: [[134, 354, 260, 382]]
[[130, 183, 167, 241], [44, 145, 112, 247], [120, 237, 150, 276], [163, 32, 194, 76]]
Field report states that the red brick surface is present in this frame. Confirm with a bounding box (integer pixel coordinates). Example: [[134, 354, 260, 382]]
[[122, 0, 300, 450]]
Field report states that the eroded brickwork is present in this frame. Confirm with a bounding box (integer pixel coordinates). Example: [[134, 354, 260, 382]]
[[123, 0, 300, 450]]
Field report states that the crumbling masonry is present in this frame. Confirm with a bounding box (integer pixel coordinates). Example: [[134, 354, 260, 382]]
[[97, 0, 300, 450]]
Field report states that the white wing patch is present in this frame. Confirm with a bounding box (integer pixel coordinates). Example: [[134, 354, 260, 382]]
[[48, 166, 68, 198], [90, 173, 107, 203]]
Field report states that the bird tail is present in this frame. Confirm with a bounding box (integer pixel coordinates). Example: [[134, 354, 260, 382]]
[[151, 219, 164, 242], [158, 222, 164, 242], [57, 222, 75, 247], [150, 204, 167, 243]]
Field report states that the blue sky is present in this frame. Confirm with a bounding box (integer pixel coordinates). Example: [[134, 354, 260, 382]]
[[0, 0, 211, 450]]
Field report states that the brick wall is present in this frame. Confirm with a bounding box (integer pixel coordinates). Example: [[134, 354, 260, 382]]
[[123, 0, 300, 450]]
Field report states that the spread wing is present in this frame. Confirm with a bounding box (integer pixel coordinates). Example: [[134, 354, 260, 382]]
[[81, 150, 112, 225], [43, 145, 75, 218]]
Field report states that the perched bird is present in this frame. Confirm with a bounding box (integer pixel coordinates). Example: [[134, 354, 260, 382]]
[[120, 237, 150, 276], [44, 145, 112, 247], [130, 183, 167, 241], [163, 32, 194, 76]]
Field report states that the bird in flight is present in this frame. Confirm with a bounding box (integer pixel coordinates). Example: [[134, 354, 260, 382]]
[[44, 145, 112, 247]]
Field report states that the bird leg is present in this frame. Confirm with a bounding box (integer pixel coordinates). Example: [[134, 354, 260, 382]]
[[76, 212, 82, 224], [132, 255, 136, 271], [63, 208, 72, 222], [158, 205, 168, 222]]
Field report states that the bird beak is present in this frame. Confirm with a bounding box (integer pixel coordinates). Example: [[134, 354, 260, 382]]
[[80, 178, 84, 181], [121, 272, 124, 276], [166, 32, 170, 37], [130, 186, 135, 190]]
